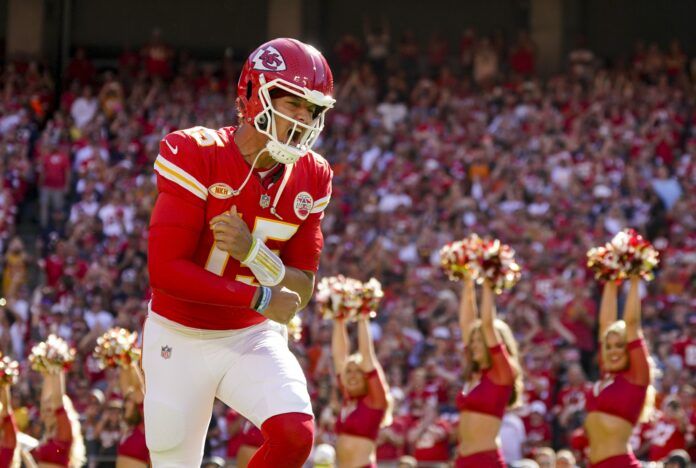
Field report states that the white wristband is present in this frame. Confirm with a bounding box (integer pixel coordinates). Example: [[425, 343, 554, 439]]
[[242, 238, 286, 286]]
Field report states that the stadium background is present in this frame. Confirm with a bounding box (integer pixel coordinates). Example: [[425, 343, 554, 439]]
[[0, 0, 695, 466]]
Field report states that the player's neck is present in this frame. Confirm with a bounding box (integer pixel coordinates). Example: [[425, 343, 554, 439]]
[[234, 124, 277, 170]]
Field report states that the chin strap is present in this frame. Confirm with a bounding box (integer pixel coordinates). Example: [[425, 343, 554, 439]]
[[230, 144, 293, 223], [230, 149, 265, 197]]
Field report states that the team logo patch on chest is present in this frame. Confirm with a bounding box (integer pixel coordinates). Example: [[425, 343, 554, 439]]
[[294, 192, 313, 220], [208, 183, 235, 199], [260, 193, 271, 209]]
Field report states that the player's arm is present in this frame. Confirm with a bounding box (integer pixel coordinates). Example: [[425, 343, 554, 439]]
[[149, 192, 258, 308], [278, 268, 315, 310], [151, 131, 262, 309]]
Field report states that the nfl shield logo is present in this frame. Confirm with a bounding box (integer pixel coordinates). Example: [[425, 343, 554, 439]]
[[161, 345, 172, 359], [260, 194, 271, 209]]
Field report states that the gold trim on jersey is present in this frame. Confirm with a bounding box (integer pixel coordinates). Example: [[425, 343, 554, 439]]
[[154, 155, 208, 200]]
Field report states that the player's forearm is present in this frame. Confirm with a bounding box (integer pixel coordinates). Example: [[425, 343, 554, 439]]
[[279, 267, 314, 309], [149, 255, 256, 308]]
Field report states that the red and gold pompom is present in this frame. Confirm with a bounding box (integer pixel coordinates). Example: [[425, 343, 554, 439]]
[[29, 335, 76, 374], [439, 234, 483, 281], [316, 275, 363, 320], [440, 234, 522, 294], [316, 276, 385, 320], [587, 229, 659, 281], [476, 238, 522, 294], [93, 328, 141, 369], [0, 354, 19, 386]]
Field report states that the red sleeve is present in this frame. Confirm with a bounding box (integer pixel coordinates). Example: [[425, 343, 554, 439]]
[[54, 407, 73, 444], [148, 191, 257, 307], [364, 369, 389, 410], [487, 344, 515, 386], [0, 414, 17, 449], [624, 338, 651, 386], [153, 130, 210, 207]]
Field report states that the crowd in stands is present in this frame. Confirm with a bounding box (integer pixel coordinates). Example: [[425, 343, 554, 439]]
[[0, 25, 695, 467]]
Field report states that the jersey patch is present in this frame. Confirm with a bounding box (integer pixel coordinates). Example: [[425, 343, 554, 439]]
[[208, 183, 235, 199], [293, 192, 313, 220]]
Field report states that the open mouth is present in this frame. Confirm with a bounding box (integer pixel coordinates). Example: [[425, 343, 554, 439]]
[[286, 128, 303, 146]]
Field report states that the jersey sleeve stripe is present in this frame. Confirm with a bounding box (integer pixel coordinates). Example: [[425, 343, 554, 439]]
[[310, 195, 331, 213], [154, 155, 208, 201]]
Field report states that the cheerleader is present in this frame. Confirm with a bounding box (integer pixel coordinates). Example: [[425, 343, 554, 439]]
[[116, 363, 148, 468], [584, 277, 652, 467], [455, 279, 523, 467], [32, 370, 86, 468], [0, 384, 17, 468], [332, 310, 390, 467]]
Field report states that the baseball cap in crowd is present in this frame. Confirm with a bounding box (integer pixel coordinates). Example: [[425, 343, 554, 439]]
[[313, 443, 335, 467]]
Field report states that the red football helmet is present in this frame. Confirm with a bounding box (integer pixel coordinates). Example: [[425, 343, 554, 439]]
[[237, 38, 335, 164]]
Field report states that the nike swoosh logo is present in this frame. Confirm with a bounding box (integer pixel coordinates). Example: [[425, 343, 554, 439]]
[[164, 139, 179, 155]]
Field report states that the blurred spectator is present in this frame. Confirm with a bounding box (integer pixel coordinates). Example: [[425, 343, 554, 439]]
[[70, 86, 98, 129], [555, 449, 577, 468], [66, 47, 96, 85], [534, 447, 556, 468], [141, 29, 173, 79], [37, 141, 71, 228], [500, 411, 526, 464]]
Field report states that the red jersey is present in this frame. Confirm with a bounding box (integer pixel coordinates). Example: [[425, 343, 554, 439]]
[[673, 337, 696, 371], [40, 151, 70, 189], [409, 418, 451, 462], [336, 370, 388, 441], [149, 126, 332, 329], [376, 415, 408, 461], [523, 417, 552, 456], [555, 382, 593, 415], [647, 414, 687, 461]]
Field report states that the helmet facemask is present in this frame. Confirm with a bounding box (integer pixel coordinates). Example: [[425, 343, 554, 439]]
[[253, 74, 335, 164]]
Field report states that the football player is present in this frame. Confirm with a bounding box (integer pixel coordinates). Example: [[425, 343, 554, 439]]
[[145, 38, 335, 467]]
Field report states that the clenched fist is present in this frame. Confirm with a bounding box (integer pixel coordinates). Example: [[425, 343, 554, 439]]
[[209, 206, 253, 262], [263, 286, 301, 324]]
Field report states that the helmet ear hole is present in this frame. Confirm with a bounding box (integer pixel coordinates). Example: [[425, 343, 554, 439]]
[[257, 114, 268, 130], [246, 80, 253, 100]]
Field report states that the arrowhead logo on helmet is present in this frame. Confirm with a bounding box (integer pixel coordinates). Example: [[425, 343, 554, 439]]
[[252, 46, 287, 72]]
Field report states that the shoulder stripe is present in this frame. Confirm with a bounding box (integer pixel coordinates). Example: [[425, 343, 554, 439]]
[[310, 194, 331, 213], [154, 155, 208, 201]]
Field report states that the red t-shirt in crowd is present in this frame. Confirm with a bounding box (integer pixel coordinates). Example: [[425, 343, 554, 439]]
[[647, 414, 687, 461], [41, 152, 70, 189], [409, 417, 451, 462]]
